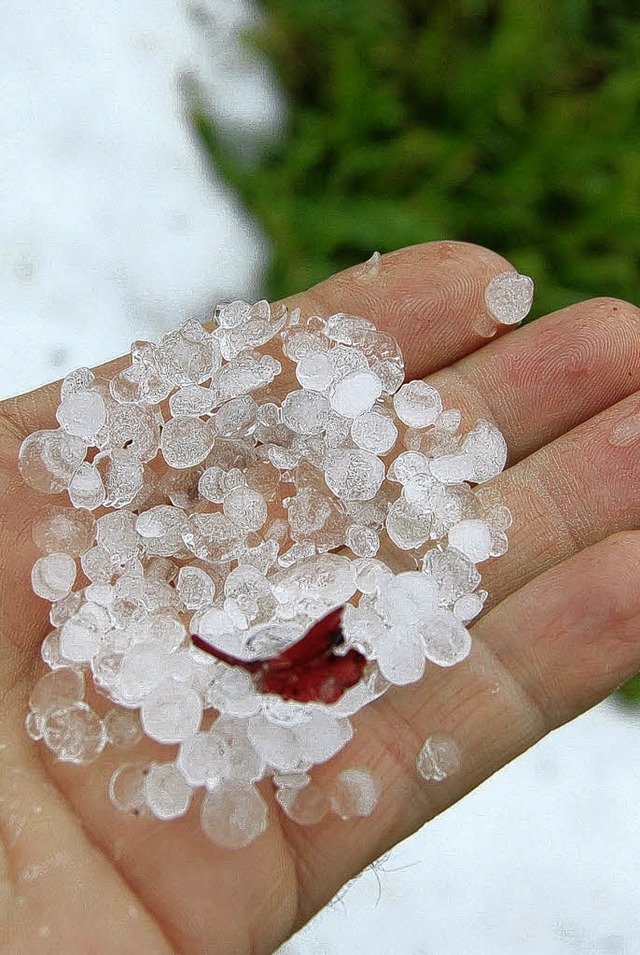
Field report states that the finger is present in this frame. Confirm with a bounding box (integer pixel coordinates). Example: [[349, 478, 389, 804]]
[[0, 241, 514, 439], [428, 295, 640, 466], [479, 388, 640, 605], [290, 531, 640, 927]]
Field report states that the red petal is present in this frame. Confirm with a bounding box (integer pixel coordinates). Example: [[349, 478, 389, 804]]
[[260, 649, 367, 704], [270, 606, 345, 668], [192, 605, 365, 703]]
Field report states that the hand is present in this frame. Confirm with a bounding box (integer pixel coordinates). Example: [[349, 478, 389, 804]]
[[1, 242, 639, 955]]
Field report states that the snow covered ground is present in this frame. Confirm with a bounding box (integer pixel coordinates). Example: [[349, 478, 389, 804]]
[[2, 3, 639, 952]]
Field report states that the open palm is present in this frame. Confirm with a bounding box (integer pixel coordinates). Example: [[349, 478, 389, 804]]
[[1, 241, 639, 954]]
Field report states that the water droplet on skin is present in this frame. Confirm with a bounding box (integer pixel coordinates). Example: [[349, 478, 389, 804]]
[[609, 414, 640, 448]]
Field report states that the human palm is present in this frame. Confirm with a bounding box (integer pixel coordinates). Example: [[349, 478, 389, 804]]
[[1, 241, 639, 954]]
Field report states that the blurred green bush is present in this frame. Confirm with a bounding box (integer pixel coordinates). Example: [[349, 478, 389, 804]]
[[188, 0, 640, 700], [189, 0, 640, 317]]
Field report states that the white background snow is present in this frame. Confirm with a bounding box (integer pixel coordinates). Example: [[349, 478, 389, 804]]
[[2, 3, 640, 952]]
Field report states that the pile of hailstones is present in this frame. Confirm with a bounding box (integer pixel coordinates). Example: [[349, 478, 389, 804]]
[[19, 284, 521, 849]]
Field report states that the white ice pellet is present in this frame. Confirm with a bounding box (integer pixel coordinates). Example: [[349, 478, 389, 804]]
[[281, 390, 329, 435], [104, 707, 143, 749], [324, 449, 385, 501], [56, 390, 106, 440], [169, 385, 215, 418], [424, 547, 481, 604], [42, 702, 106, 764], [95, 449, 144, 508], [80, 545, 114, 584], [68, 463, 106, 510], [276, 782, 329, 825], [385, 497, 432, 550], [460, 419, 508, 483], [417, 611, 472, 667], [29, 668, 85, 717], [485, 271, 534, 325], [373, 358, 404, 394], [33, 507, 96, 557], [448, 519, 493, 563], [329, 370, 383, 418], [97, 510, 139, 563], [215, 396, 257, 437], [453, 592, 485, 622], [330, 768, 381, 819], [19, 430, 87, 494], [160, 416, 214, 469], [141, 680, 202, 744], [223, 485, 267, 531], [354, 251, 381, 284], [200, 780, 268, 848], [107, 403, 161, 462], [31, 554, 77, 602], [177, 730, 228, 787], [176, 565, 216, 611], [108, 763, 149, 814], [346, 524, 380, 558], [375, 626, 426, 685], [393, 381, 443, 428], [144, 762, 193, 820], [61, 366, 95, 400], [350, 410, 398, 455], [295, 352, 335, 391]]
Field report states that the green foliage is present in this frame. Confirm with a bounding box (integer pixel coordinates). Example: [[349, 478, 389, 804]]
[[617, 673, 640, 706], [189, 0, 640, 315]]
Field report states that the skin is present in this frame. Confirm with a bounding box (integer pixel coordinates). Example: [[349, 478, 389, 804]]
[[1, 240, 640, 954]]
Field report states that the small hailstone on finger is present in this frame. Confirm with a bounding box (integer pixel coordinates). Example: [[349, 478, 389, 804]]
[[108, 763, 149, 814], [416, 734, 462, 782], [393, 380, 443, 428], [329, 370, 383, 418], [484, 270, 534, 325], [330, 768, 381, 819], [56, 390, 106, 440], [346, 524, 380, 558], [176, 565, 216, 611], [68, 463, 106, 510], [18, 430, 87, 494], [160, 416, 214, 469], [295, 352, 335, 391], [141, 680, 202, 744], [324, 449, 385, 501], [448, 519, 493, 563], [104, 707, 143, 749], [354, 250, 381, 284], [31, 554, 77, 602], [350, 410, 397, 454], [29, 668, 85, 717], [201, 779, 268, 848], [42, 702, 106, 764], [143, 762, 193, 820], [276, 781, 329, 825]]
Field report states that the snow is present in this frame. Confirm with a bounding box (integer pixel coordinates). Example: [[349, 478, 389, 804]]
[[283, 703, 640, 955]]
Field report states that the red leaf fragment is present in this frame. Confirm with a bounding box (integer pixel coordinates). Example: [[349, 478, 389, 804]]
[[192, 606, 366, 704]]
